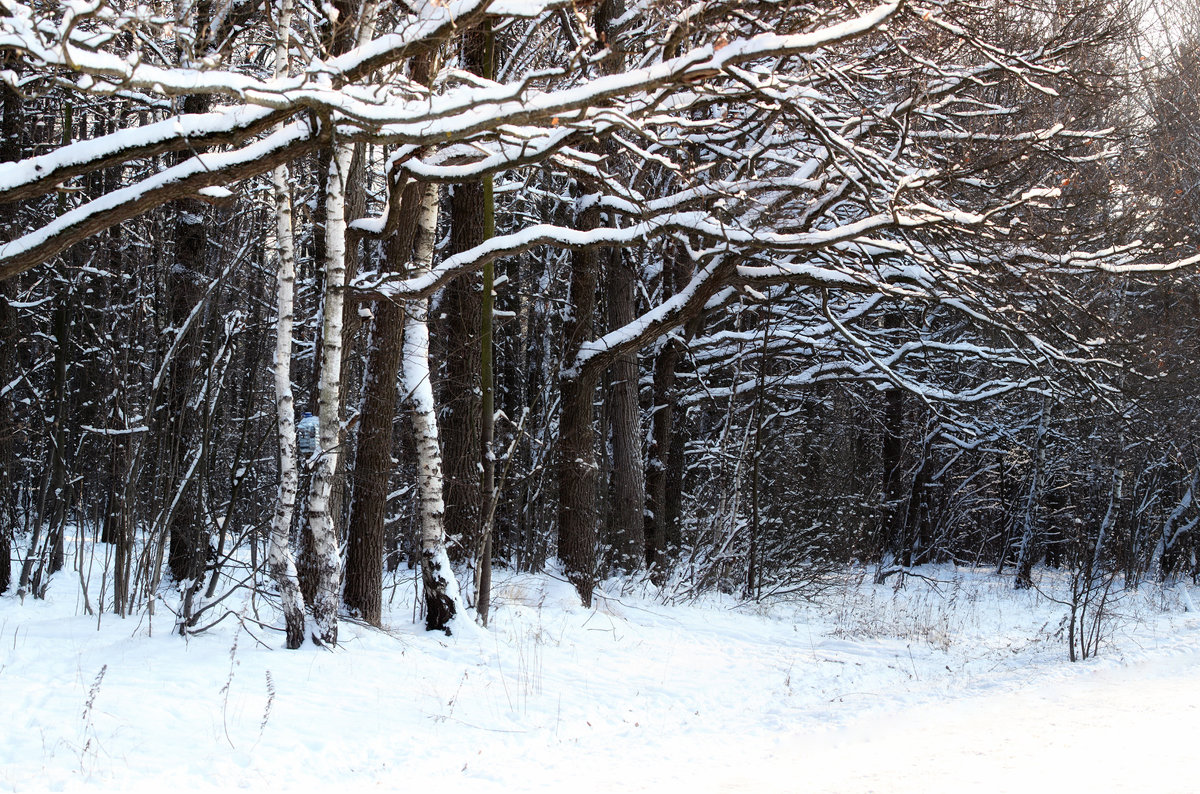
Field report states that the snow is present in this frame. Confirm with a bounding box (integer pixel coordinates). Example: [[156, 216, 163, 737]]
[[0, 121, 313, 268], [0, 0, 903, 157], [357, 210, 895, 304], [4, 553, 1200, 792], [0, 105, 275, 197]]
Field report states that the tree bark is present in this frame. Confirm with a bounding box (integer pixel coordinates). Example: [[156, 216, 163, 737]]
[[441, 185, 483, 567], [557, 0, 628, 604], [474, 23, 498, 625], [344, 53, 433, 626], [606, 245, 646, 574], [265, 0, 307, 649], [644, 246, 693, 574], [405, 181, 462, 633], [874, 311, 906, 584], [558, 203, 601, 606], [0, 63, 20, 595], [0, 275, 13, 595], [476, 167, 496, 625], [1014, 401, 1051, 589], [165, 94, 212, 594], [344, 175, 423, 624], [441, 25, 495, 588], [305, 140, 355, 646]]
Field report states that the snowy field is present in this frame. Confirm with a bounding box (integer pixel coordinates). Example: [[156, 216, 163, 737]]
[[4, 561, 1200, 793]]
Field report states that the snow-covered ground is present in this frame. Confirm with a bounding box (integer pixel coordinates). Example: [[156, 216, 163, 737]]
[[3, 560, 1199, 793]]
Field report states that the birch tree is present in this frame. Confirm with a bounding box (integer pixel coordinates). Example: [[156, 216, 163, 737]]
[[404, 181, 462, 632], [267, 0, 307, 649]]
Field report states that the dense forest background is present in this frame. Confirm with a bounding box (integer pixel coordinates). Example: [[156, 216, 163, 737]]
[[2, 0, 1200, 648]]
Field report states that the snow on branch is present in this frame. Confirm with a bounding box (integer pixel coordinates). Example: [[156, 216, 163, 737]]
[[0, 121, 318, 280]]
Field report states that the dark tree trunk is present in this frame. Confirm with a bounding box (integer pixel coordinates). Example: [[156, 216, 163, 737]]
[[874, 311, 906, 583], [0, 63, 21, 595], [343, 55, 434, 624], [475, 23, 498, 626], [441, 186, 483, 566], [45, 295, 71, 578], [558, 205, 601, 606], [331, 142, 368, 537], [442, 25, 494, 589], [556, 0, 634, 603], [344, 178, 423, 625], [22, 290, 71, 596], [1014, 402, 1051, 589], [903, 433, 932, 567], [644, 338, 678, 573], [342, 304, 404, 624], [662, 404, 687, 554], [0, 276, 12, 595], [606, 246, 646, 573], [166, 94, 212, 590], [644, 246, 693, 574]]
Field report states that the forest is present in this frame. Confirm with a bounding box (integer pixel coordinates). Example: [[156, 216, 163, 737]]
[[1, 0, 1199, 657]]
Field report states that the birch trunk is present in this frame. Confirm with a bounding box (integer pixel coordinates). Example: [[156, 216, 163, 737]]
[[266, 0, 305, 649], [404, 181, 462, 633], [306, 140, 354, 646]]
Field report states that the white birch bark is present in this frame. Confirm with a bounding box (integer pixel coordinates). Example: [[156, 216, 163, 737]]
[[302, 7, 379, 646], [1150, 473, 1198, 581], [306, 140, 354, 646], [404, 180, 462, 633], [267, 0, 306, 649]]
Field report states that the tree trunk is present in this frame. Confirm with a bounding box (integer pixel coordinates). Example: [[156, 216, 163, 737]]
[[268, 164, 308, 648], [404, 181, 462, 633], [344, 54, 434, 626], [441, 25, 496, 594], [605, 245, 646, 574], [305, 140, 355, 646], [343, 289, 406, 626], [23, 290, 71, 596], [0, 65, 20, 595], [1014, 401, 1051, 590], [476, 166, 496, 625], [265, 0, 307, 649], [298, 1, 373, 608], [556, 0, 631, 604], [0, 275, 14, 595], [441, 191, 483, 569], [165, 95, 212, 592], [874, 311, 906, 584], [45, 294, 71, 578], [558, 203, 601, 606], [344, 174, 423, 624], [644, 248, 691, 574], [22, 108, 77, 597]]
